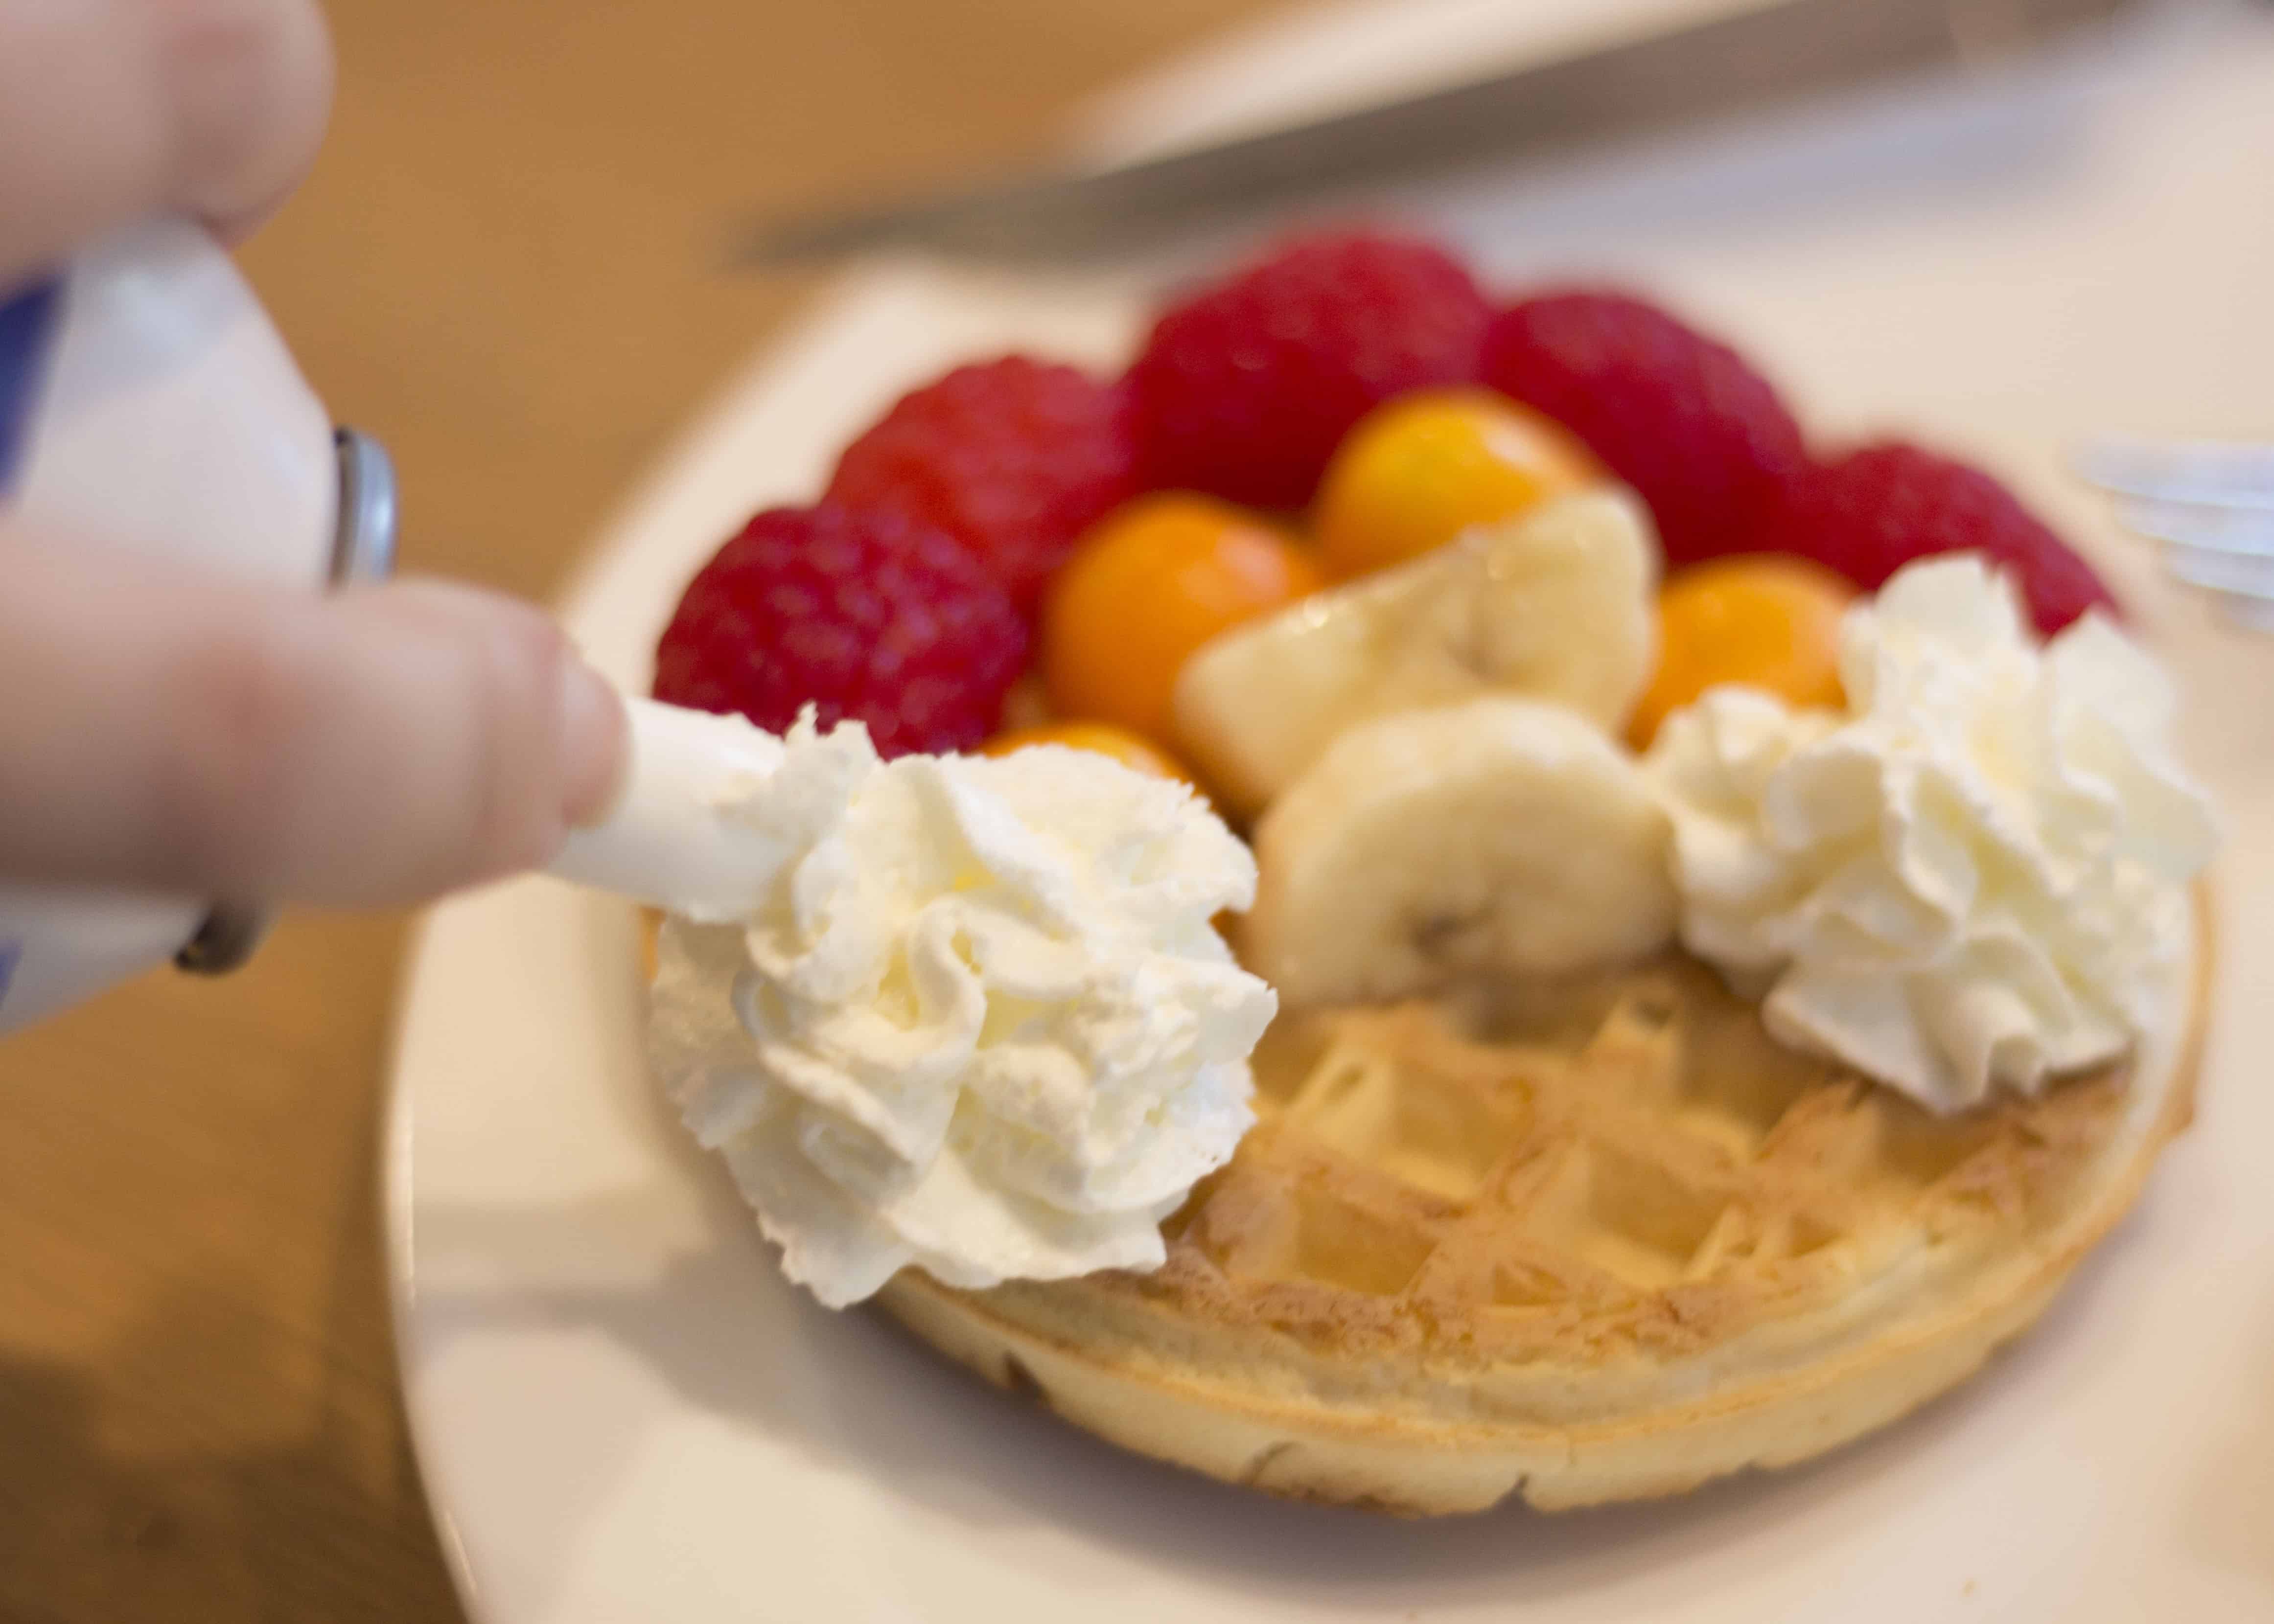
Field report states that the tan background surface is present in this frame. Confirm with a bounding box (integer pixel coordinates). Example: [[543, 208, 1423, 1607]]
[[0, 2, 1276, 1616]]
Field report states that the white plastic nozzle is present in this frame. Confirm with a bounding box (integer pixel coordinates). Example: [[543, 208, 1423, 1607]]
[[547, 698, 790, 920]]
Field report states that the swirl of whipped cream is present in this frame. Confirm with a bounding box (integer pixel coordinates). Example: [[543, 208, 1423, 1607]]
[[647, 715, 1276, 1307], [1645, 555, 2216, 1112]]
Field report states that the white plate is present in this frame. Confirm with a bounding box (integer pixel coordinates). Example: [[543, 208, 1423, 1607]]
[[387, 4, 2274, 1619]]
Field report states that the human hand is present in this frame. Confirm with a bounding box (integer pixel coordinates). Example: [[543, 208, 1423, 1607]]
[[0, 0, 335, 285], [0, 0, 628, 907]]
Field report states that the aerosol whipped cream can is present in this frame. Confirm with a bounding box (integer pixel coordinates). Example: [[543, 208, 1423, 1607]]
[[0, 221, 394, 1031]]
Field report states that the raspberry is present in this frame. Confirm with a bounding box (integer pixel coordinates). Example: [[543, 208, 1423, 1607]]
[[1764, 442, 2116, 635], [1127, 230, 1491, 509], [1481, 290, 1806, 570], [825, 356, 1137, 618], [653, 503, 1028, 757]]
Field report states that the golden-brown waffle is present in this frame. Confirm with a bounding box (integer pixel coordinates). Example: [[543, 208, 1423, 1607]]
[[880, 935, 2205, 1514]]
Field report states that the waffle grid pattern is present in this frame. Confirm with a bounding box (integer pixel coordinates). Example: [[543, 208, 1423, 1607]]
[[1142, 957, 2125, 1362]]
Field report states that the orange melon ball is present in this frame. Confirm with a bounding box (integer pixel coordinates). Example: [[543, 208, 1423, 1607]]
[[1041, 494, 1324, 745], [1313, 387, 1601, 578], [978, 720, 1193, 785], [1628, 554, 1856, 749]]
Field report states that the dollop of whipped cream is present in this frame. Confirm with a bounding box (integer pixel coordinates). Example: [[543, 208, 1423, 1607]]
[[647, 714, 1276, 1307], [1645, 555, 2216, 1112]]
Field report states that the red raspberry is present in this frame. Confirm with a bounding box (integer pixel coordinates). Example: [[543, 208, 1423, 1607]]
[[825, 356, 1137, 618], [1764, 442, 2115, 635], [653, 503, 1027, 757], [1481, 290, 1806, 570], [1127, 230, 1491, 509]]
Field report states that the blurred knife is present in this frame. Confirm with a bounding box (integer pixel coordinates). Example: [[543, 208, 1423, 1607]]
[[728, 0, 2140, 267]]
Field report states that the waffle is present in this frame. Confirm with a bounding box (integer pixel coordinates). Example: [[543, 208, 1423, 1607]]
[[879, 911, 2207, 1514]]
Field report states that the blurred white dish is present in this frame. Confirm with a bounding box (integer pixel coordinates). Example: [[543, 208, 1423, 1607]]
[[386, 1, 2274, 1619]]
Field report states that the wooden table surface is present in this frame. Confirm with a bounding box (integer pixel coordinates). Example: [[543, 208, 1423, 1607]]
[[0, 3, 1275, 1616]]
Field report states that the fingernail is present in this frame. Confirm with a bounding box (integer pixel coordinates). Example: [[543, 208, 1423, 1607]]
[[558, 657, 628, 827]]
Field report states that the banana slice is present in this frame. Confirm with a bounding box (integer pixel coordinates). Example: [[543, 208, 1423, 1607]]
[[1243, 696, 1676, 1008], [1174, 488, 1659, 820]]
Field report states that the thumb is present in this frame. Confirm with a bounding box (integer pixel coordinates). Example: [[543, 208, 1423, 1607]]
[[0, 532, 627, 906], [0, 0, 335, 284]]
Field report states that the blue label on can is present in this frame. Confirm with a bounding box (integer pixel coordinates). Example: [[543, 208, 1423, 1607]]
[[0, 279, 62, 493], [0, 938, 21, 1016]]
